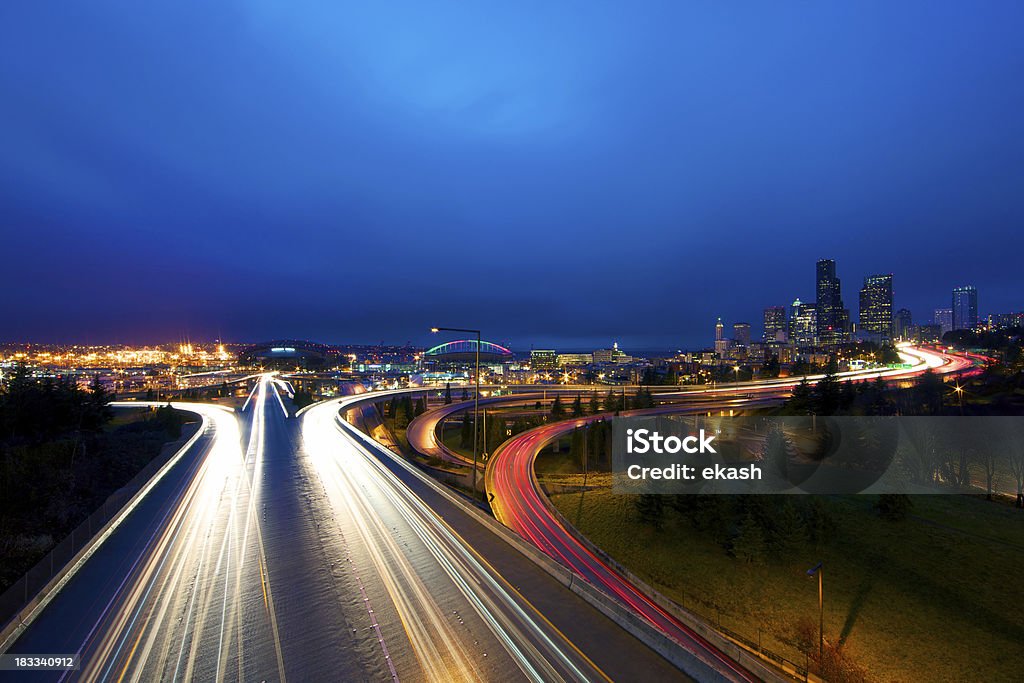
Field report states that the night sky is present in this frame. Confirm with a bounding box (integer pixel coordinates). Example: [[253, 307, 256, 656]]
[[2, 2, 1022, 350]]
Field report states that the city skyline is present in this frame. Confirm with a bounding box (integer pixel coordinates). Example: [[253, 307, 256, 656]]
[[1, 261, 1013, 355], [3, 3, 1024, 348]]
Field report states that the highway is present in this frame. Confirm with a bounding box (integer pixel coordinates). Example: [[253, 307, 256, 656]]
[[2, 378, 696, 682], [299, 397, 606, 681], [0, 390, 281, 682], [302, 393, 695, 681], [406, 393, 549, 469], [475, 346, 975, 682], [408, 343, 975, 472]]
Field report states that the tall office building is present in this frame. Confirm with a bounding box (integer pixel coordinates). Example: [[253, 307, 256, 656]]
[[894, 308, 913, 339], [763, 306, 787, 342], [792, 301, 818, 347], [733, 323, 751, 347], [934, 308, 953, 335], [715, 318, 724, 342], [952, 286, 978, 331], [859, 274, 894, 341], [790, 298, 803, 332], [816, 259, 846, 345]]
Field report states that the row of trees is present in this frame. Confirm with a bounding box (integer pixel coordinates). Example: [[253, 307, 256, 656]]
[[634, 494, 838, 563], [785, 365, 951, 417], [1, 366, 188, 591], [382, 394, 427, 429], [0, 366, 111, 443], [550, 387, 657, 419]]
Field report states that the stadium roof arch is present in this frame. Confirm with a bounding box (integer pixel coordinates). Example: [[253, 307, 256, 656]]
[[424, 339, 513, 363]]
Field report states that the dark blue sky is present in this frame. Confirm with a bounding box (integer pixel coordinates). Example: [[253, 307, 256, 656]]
[[2, 2, 1022, 350]]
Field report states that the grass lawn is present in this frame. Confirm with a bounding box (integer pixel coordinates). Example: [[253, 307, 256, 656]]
[[546, 462, 1024, 683]]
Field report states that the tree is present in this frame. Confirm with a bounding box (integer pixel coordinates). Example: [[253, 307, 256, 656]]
[[485, 412, 506, 457], [813, 357, 841, 416], [393, 395, 415, 428], [589, 392, 601, 415], [762, 425, 789, 480], [731, 514, 767, 563], [768, 500, 805, 556], [632, 386, 655, 410], [803, 498, 836, 547], [1009, 450, 1024, 509], [460, 414, 473, 448], [635, 494, 665, 530], [414, 396, 427, 417], [762, 353, 781, 379], [789, 378, 814, 414], [839, 378, 857, 411], [85, 374, 113, 431], [603, 389, 620, 413], [867, 376, 891, 416], [912, 370, 945, 415], [877, 344, 902, 365], [550, 395, 566, 419], [587, 420, 610, 470], [444, 382, 452, 405], [979, 450, 998, 501], [571, 394, 583, 418], [876, 494, 912, 521], [791, 359, 815, 377], [569, 427, 585, 467]]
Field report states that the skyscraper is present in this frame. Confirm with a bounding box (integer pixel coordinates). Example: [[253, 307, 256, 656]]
[[816, 259, 846, 345], [792, 301, 818, 347], [934, 308, 953, 335], [733, 322, 751, 347], [894, 308, 912, 340], [952, 286, 978, 331], [763, 306, 787, 342], [859, 274, 894, 341]]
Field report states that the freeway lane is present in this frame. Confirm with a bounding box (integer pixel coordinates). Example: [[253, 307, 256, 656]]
[[304, 398, 609, 682], [406, 394, 545, 469], [0, 395, 280, 682], [314, 393, 696, 681]]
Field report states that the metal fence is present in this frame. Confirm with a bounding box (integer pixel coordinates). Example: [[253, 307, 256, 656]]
[[0, 426, 197, 636]]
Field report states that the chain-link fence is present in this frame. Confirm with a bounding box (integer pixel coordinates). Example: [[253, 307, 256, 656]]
[[0, 425, 198, 635]]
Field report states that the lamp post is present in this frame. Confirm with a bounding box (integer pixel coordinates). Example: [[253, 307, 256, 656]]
[[432, 326, 482, 496], [806, 561, 824, 662], [953, 383, 965, 415]]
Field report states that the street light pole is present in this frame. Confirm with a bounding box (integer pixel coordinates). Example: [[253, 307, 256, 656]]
[[807, 562, 824, 662], [432, 326, 482, 496]]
